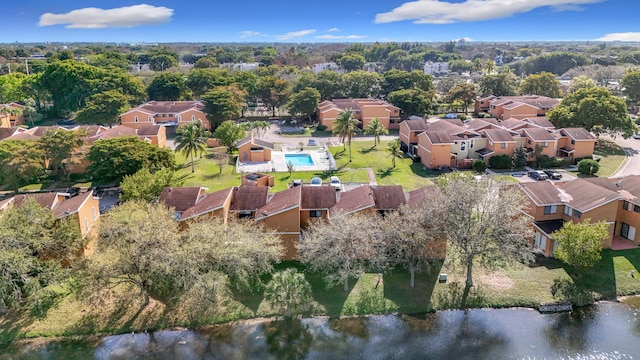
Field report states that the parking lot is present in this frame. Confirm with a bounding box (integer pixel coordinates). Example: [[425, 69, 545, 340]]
[[489, 167, 578, 183]]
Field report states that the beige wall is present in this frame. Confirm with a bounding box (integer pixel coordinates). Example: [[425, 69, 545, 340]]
[[399, 123, 424, 145], [418, 138, 451, 169], [616, 201, 640, 244], [238, 142, 272, 162], [300, 209, 327, 229], [75, 195, 100, 238], [121, 109, 209, 129], [564, 201, 618, 249], [261, 207, 301, 260], [317, 108, 340, 130]]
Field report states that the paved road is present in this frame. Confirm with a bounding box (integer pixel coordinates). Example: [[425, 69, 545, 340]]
[[609, 135, 640, 177]]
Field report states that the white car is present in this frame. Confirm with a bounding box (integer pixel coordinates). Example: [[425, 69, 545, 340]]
[[329, 176, 341, 191], [633, 133, 640, 139]]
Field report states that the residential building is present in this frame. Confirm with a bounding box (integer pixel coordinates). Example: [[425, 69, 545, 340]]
[[520, 175, 640, 257], [313, 62, 341, 74], [555, 128, 597, 163], [1, 190, 100, 238], [237, 134, 274, 163], [220, 62, 259, 71], [85, 124, 167, 147], [399, 118, 429, 158], [423, 61, 449, 75], [475, 95, 560, 120], [120, 100, 210, 130], [317, 98, 401, 131], [0, 102, 25, 128], [159, 186, 208, 220]]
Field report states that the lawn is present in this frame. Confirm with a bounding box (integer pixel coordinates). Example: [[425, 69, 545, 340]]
[[592, 138, 627, 177], [4, 248, 640, 344]]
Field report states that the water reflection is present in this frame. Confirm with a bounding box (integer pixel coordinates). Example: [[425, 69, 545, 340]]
[[3, 301, 640, 359]]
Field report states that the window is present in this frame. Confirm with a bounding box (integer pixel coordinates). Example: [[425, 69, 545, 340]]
[[92, 207, 97, 220], [148, 116, 152, 122], [563, 205, 572, 216], [176, 115, 182, 122], [84, 218, 89, 233], [534, 232, 547, 250], [623, 201, 633, 211], [541, 142, 548, 148], [470, 140, 474, 149], [191, 115, 196, 121], [460, 141, 466, 151], [500, 142, 507, 149], [571, 140, 576, 145], [310, 210, 322, 217], [621, 223, 636, 241], [635, 205, 640, 213], [528, 139, 532, 144], [489, 141, 493, 146], [134, 116, 139, 123], [544, 205, 557, 215], [573, 209, 582, 218]]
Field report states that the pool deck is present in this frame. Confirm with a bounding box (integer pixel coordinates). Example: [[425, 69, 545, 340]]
[[237, 147, 337, 173]]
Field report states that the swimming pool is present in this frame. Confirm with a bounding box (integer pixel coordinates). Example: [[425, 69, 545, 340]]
[[285, 153, 315, 166]]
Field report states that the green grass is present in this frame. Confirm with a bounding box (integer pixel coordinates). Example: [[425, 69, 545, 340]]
[[592, 138, 627, 177]]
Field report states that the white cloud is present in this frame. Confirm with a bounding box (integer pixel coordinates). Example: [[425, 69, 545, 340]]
[[316, 34, 368, 39], [39, 4, 173, 29], [328, 27, 340, 32], [239, 30, 265, 38], [276, 29, 316, 40], [454, 37, 474, 42], [374, 0, 603, 24], [596, 32, 640, 42]]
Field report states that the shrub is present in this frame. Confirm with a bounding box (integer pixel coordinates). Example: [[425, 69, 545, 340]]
[[537, 155, 569, 169], [488, 154, 512, 169], [316, 124, 327, 131], [578, 159, 600, 175], [459, 114, 468, 121], [472, 159, 487, 173]]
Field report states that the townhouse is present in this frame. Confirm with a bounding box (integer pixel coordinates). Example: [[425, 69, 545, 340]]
[[316, 98, 401, 131], [474, 95, 560, 120], [120, 100, 210, 130], [0, 102, 25, 128], [160, 183, 444, 261], [520, 175, 640, 257]]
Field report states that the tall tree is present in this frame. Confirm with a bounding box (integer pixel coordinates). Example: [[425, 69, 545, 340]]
[[149, 53, 179, 72], [387, 88, 434, 117], [119, 167, 185, 203], [175, 121, 210, 173], [202, 87, 244, 130], [257, 76, 291, 117], [363, 117, 388, 147], [286, 87, 320, 121], [568, 75, 597, 93], [621, 70, 640, 106], [332, 109, 361, 162], [74, 90, 130, 127], [185, 68, 234, 98], [445, 82, 478, 113], [338, 53, 366, 72], [300, 212, 386, 291], [342, 71, 382, 99], [547, 87, 637, 138], [213, 120, 246, 153], [437, 174, 532, 299], [385, 139, 404, 168], [147, 72, 190, 101], [479, 72, 519, 96], [0, 140, 45, 191], [39, 129, 85, 179], [265, 268, 312, 319], [553, 220, 608, 270], [519, 71, 562, 98]]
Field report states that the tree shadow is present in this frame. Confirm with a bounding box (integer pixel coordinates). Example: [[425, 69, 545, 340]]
[[0, 310, 36, 345], [359, 146, 377, 154], [229, 287, 265, 315], [432, 281, 488, 310], [409, 162, 442, 179], [560, 249, 617, 300], [529, 253, 564, 270], [332, 150, 345, 161], [376, 167, 397, 178], [262, 318, 313, 360], [383, 261, 443, 313]]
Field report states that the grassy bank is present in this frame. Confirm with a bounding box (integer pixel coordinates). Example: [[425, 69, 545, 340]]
[[3, 248, 640, 345]]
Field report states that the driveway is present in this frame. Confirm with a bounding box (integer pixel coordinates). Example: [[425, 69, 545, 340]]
[[609, 135, 640, 177]]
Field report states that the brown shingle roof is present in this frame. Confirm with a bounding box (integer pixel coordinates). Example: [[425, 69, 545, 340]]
[[86, 126, 137, 143], [253, 138, 275, 150], [402, 119, 429, 131], [522, 127, 556, 141], [499, 118, 529, 130], [230, 186, 269, 211], [300, 185, 338, 210], [425, 131, 454, 144], [482, 128, 516, 142], [12, 192, 67, 209], [0, 128, 20, 140], [427, 120, 465, 135], [30, 126, 65, 137], [0, 197, 14, 210], [405, 185, 439, 208], [329, 185, 375, 216], [53, 191, 94, 219], [179, 187, 233, 221], [558, 179, 620, 212], [519, 181, 563, 206], [136, 125, 162, 136], [372, 185, 406, 210], [256, 186, 301, 220], [159, 187, 207, 212], [523, 117, 555, 129], [136, 100, 204, 114], [584, 175, 640, 202], [465, 119, 496, 131], [558, 128, 596, 141]]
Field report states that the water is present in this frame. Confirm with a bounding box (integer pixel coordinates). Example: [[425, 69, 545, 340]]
[[285, 154, 315, 167], [3, 300, 640, 359]]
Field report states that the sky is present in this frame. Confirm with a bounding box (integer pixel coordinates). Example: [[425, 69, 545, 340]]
[[3, 0, 640, 44]]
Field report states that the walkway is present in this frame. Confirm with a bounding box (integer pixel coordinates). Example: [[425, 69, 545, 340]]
[[365, 167, 377, 186]]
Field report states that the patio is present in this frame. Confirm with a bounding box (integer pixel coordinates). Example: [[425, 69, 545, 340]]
[[611, 236, 639, 251], [237, 146, 337, 173]]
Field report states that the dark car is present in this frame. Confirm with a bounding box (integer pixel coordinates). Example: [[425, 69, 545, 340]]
[[528, 171, 549, 181], [543, 170, 562, 180]]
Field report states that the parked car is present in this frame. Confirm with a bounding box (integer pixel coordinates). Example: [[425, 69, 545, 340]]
[[633, 133, 640, 139], [308, 138, 317, 146], [543, 170, 562, 180], [528, 171, 549, 181], [291, 179, 303, 187], [310, 177, 322, 186], [329, 176, 342, 191]]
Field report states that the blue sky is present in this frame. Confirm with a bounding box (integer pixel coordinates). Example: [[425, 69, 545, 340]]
[[3, 1, 640, 43]]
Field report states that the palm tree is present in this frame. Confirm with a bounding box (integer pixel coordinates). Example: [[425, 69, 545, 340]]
[[175, 121, 209, 173], [386, 139, 404, 168], [332, 109, 361, 162], [363, 117, 389, 147], [484, 59, 495, 74]]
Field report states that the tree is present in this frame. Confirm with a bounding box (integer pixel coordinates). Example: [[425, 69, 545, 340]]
[[74, 90, 130, 127], [479, 72, 519, 96], [547, 87, 637, 138], [445, 83, 478, 113], [387, 88, 434, 118], [202, 87, 244, 130], [512, 145, 528, 169], [484, 60, 495, 74], [257, 76, 291, 117], [89, 201, 183, 305], [86, 136, 176, 182], [300, 212, 386, 291], [386, 139, 404, 168], [382, 205, 444, 288], [342, 71, 382, 99], [338, 53, 366, 72], [363, 118, 388, 147], [213, 120, 246, 153], [39, 128, 85, 179], [553, 220, 608, 269], [149, 53, 179, 72], [577, 159, 600, 175], [568, 75, 597, 94], [286, 87, 320, 121], [119, 167, 185, 203], [0, 72, 27, 103], [472, 159, 487, 173], [286, 160, 294, 176], [519, 72, 562, 98], [332, 109, 361, 162], [185, 68, 233, 98], [0, 140, 45, 191], [175, 121, 210, 173], [381, 69, 434, 98], [147, 72, 190, 101], [211, 149, 229, 174], [436, 174, 532, 298], [621, 70, 640, 106], [264, 268, 312, 319]]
